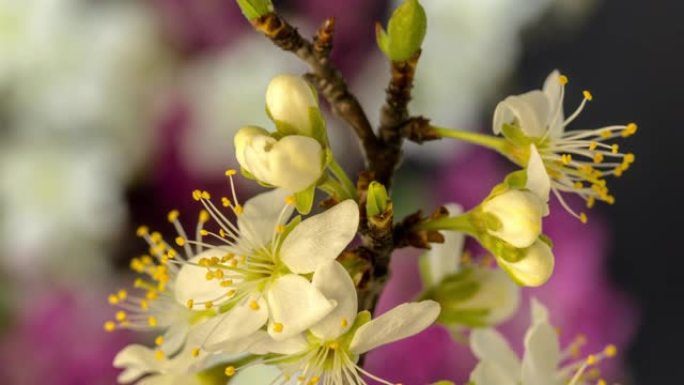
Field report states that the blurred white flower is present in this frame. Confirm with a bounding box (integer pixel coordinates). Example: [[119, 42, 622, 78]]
[[0, 140, 126, 278], [180, 33, 304, 177]]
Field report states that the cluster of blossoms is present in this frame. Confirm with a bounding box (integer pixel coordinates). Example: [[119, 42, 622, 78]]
[[107, 1, 634, 384]]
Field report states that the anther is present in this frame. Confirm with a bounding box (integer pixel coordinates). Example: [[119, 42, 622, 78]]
[[285, 195, 297, 205], [559, 74, 569, 85], [167, 210, 179, 223], [221, 197, 231, 207], [103, 321, 116, 332], [148, 316, 158, 327], [583, 90, 593, 101], [593, 153, 604, 164], [580, 213, 588, 224], [136, 226, 149, 237], [186, 299, 194, 309], [249, 300, 260, 311], [199, 210, 210, 223], [175, 236, 185, 246], [340, 318, 348, 328], [225, 366, 236, 377], [192, 347, 201, 358], [154, 350, 165, 361], [201, 191, 211, 200], [603, 344, 617, 357], [273, 322, 284, 333], [225, 169, 237, 176], [192, 190, 202, 201], [155, 336, 164, 346], [115, 311, 127, 321]]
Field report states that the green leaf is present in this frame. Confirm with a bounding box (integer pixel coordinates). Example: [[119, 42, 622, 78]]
[[376, 0, 427, 62], [235, 0, 273, 20], [294, 183, 316, 214]]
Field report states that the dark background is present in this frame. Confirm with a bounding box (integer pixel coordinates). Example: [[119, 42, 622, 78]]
[[517, 1, 684, 382]]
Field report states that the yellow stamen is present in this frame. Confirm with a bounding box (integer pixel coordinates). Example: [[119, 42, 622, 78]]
[[154, 350, 165, 361], [225, 366, 236, 377], [249, 300, 260, 311], [167, 209, 179, 223], [559, 74, 569, 85], [136, 226, 149, 237], [148, 316, 158, 327], [273, 322, 284, 333], [155, 336, 164, 346], [192, 347, 201, 358], [186, 299, 194, 309], [225, 169, 237, 176], [583, 90, 593, 101], [199, 210, 210, 223], [175, 236, 185, 246], [103, 321, 116, 332]]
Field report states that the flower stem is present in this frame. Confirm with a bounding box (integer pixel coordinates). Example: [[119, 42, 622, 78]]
[[418, 213, 477, 235], [432, 126, 509, 154], [328, 159, 358, 200]]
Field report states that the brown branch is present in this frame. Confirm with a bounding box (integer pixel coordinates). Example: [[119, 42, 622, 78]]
[[251, 13, 382, 169]]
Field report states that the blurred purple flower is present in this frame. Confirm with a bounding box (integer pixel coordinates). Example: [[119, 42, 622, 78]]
[[0, 287, 134, 385], [364, 148, 637, 385]]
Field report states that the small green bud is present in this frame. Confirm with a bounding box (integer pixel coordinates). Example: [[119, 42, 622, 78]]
[[366, 181, 390, 218], [376, 0, 427, 62], [235, 0, 273, 21]]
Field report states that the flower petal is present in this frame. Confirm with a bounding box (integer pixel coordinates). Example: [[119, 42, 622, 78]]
[[234, 126, 270, 172], [161, 323, 190, 356], [498, 239, 555, 287], [113, 344, 165, 376], [230, 364, 282, 385], [349, 300, 440, 355], [244, 134, 323, 192], [493, 90, 550, 138], [459, 268, 521, 325], [530, 297, 550, 324], [470, 329, 521, 376], [470, 362, 519, 385], [266, 74, 318, 136], [238, 188, 294, 248], [521, 322, 561, 385], [195, 297, 268, 350], [310, 261, 357, 340], [247, 331, 310, 355], [427, 203, 464, 285], [542, 70, 565, 138], [279, 200, 359, 274], [266, 274, 335, 340], [482, 190, 544, 248], [174, 249, 232, 309], [526, 144, 551, 206]]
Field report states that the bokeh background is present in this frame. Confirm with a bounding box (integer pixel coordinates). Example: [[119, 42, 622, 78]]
[[0, 0, 680, 384]]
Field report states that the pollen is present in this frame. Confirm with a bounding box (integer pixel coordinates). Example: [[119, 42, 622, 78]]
[[561, 154, 572, 165], [136, 226, 149, 237], [199, 210, 210, 223], [580, 212, 588, 224], [622, 122, 638, 137], [225, 366, 236, 377], [234, 204, 244, 215], [593, 153, 604, 164], [603, 344, 617, 357], [589, 141, 598, 151], [108, 294, 119, 305], [340, 318, 348, 328], [154, 350, 165, 361], [155, 335, 164, 346], [583, 90, 593, 101], [115, 311, 127, 321], [586, 354, 597, 365], [103, 321, 116, 332], [611, 144, 619, 154], [559, 74, 569, 85], [167, 209, 179, 223], [147, 316, 158, 327], [175, 236, 185, 246], [192, 190, 202, 201], [192, 347, 201, 358], [221, 197, 231, 207], [225, 169, 238, 176], [201, 191, 211, 200], [273, 322, 284, 333]]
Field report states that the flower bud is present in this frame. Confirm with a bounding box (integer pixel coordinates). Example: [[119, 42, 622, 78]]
[[235, 0, 273, 21], [234, 127, 323, 192], [376, 0, 427, 62], [481, 189, 544, 248], [266, 74, 319, 137], [498, 239, 554, 287], [366, 181, 390, 218]]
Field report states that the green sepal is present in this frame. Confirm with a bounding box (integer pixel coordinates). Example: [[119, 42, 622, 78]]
[[240, 166, 257, 181], [366, 181, 390, 218], [438, 308, 490, 328], [235, 0, 273, 20], [308, 106, 329, 146], [294, 183, 316, 214], [376, 0, 427, 62], [272, 118, 300, 137], [503, 170, 528, 190], [501, 123, 533, 147], [418, 252, 434, 289], [432, 381, 456, 385]]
